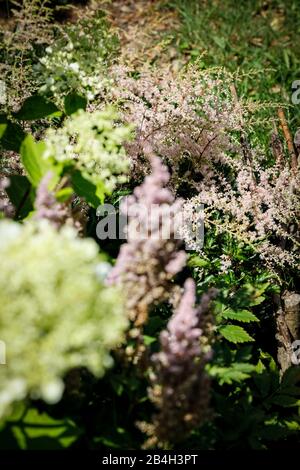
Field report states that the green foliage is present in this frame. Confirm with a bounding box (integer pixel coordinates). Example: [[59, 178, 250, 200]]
[[1, 0, 299, 453], [219, 325, 254, 344], [35, 11, 119, 104], [0, 115, 26, 152], [209, 362, 257, 385], [71, 171, 105, 208], [42, 108, 131, 202], [64, 93, 87, 116], [0, 219, 127, 420], [14, 95, 60, 121], [168, 0, 300, 139], [0, 124, 7, 139], [5, 175, 33, 220], [203, 348, 300, 449], [0, 405, 82, 450], [221, 308, 259, 323], [20, 135, 54, 186]]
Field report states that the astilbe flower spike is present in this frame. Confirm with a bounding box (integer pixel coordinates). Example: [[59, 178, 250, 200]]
[[107, 156, 186, 325], [109, 64, 241, 193], [181, 157, 300, 271], [34, 172, 89, 234], [35, 172, 69, 229], [140, 278, 216, 447]]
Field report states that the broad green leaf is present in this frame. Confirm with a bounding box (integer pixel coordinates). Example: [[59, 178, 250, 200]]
[[55, 187, 74, 202], [71, 170, 102, 208], [0, 123, 7, 139], [219, 324, 254, 343], [0, 121, 26, 152], [64, 92, 87, 115], [14, 95, 59, 121], [10, 408, 81, 450], [5, 175, 33, 219], [222, 308, 259, 323], [95, 180, 106, 204], [20, 135, 51, 186]]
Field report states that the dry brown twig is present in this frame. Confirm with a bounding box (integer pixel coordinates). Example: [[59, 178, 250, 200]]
[[277, 107, 298, 171]]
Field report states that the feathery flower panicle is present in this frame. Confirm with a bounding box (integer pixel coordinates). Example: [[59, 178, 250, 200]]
[[107, 156, 186, 324], [110, 64, 240, 192], [35, 12, 118, 104], [182, 158, 300, 270], [143, 279, 216, 446], [0, 219, 127, 419], [34, 172, 89, 234], [42, 108, 131, 195], [35, 172, 69, 229]]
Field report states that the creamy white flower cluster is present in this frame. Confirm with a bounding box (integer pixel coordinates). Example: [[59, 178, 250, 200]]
[[43, 109, 131, 193], [35, 13, 118, 103], [0, 219, 127, 419]]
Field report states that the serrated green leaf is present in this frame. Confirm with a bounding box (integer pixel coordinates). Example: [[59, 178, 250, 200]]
[[222, 308, 259, 323], [209, 363, 256, 384], [270, 395, 300, 407], [14, 95, 59, 121], [219, 325, 254, 343], [249, 295, 265, 306]]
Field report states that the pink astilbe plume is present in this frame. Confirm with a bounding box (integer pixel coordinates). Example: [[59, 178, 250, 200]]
[[182, 157, 300, 270], [140, 278, 216, 447], [109, 64, 241, 192], [35, 172, 89, 233], [35, 172, 69, 229], [107, 156, 186, 324]]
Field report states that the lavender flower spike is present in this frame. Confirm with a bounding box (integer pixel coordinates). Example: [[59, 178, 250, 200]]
[[35, 172, 68, 229], [147, 278, 217, 446], [107, 156, 186, 324]]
